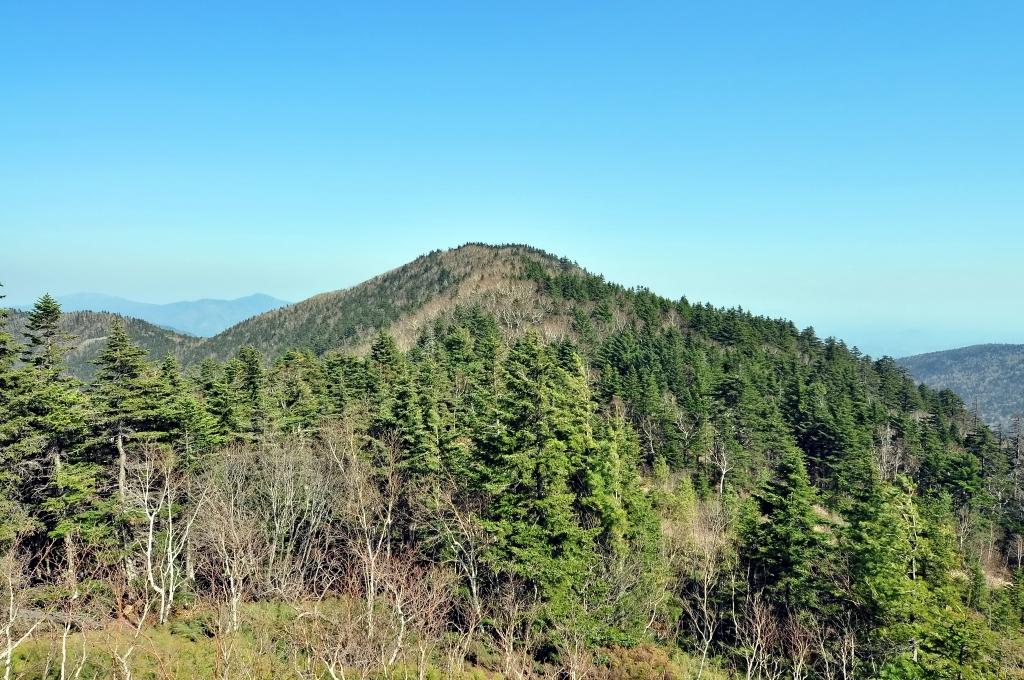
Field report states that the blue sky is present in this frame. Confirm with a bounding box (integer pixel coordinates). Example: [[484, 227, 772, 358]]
[[2, 2, 1021, 357]]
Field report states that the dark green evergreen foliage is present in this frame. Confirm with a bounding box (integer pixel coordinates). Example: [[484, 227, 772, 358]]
[[5, 307, 190, 381], [481, 332, 601, 609], [20, 293, 76, 371], [159, 353, 223, 459], [522, 256, 622, 306], [229, 345, 269, 435], [739, 446, 829, 612], [5, 250, 1024, 677], [0, 295, 88, 512], [90, 320, 164, 447]]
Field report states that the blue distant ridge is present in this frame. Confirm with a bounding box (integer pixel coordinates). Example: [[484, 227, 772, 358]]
[[15, 293, 291, 337]]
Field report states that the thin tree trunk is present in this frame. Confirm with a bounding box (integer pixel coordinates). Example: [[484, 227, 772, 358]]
[[117, 431, 127, 503]]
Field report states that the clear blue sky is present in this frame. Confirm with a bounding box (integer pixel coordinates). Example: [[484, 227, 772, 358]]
[[2, 2, 1021, 357]]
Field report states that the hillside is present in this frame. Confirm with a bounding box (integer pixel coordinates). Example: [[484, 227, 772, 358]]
[[9, 244, 599, 375], [899, 343, 1024, 426], [5, 309, 194, 381], [5, 242, 1024, 677], [177, 243, 592, 364]]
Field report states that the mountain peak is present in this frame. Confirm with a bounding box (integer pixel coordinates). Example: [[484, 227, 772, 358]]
[[181, 243, 582, 363]]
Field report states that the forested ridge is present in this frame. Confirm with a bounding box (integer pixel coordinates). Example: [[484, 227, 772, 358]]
[[3, 244, 570, 378], [899, 345, 1024, 428], [3, 246, 1024, 679], [4, 310, 191, 382]]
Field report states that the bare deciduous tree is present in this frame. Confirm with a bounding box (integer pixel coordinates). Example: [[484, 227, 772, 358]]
[[737, 592, 783, 680], [194, 448, 269, 632], [786, 617, 813, 680], [97, 565, 158, 680], [50, 543, 103, 680], [874, 424, 906, 482], [553, 606, 594, 680], [671, 499, 730, 680], [322, 422, 402, 641], [813, 618, 857, 680], [256, 440, 336, 599], [421, 481, 492, 622], [380, 554, 454, 680], [486, 578, 540, 680], [0, 534, 45, 680], [955, 504, 975, 554], [290, 586, 371, 680], [709, 438, 732, 496], [126, 444, 207, 624]]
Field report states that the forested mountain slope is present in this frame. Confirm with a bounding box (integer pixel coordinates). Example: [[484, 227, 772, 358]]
[[176, 243, 578, 364], [899, 343, 1024, 426], [5, 308, 193, 381], [4, 246, 1024, 677], [4, 242, 784, 372]]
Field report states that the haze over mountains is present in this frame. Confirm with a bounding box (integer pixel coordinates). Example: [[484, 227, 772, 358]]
[[12, 292, 290, 337], [7, 243, 1022, 426]]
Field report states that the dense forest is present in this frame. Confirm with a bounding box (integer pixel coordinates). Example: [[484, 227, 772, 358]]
[[3, 252, 1024, 679], [899, 345, 1024, 429]]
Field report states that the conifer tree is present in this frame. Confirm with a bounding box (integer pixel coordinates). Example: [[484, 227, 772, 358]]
[[89, 320, 158, 502], [739, 444, 829, 613], [195, 358, 238, 436], [159, 353, 222, 461], [268, 350, 325, 436], [482, 331, 599, 616], [234, 345, 268, 435], [1, 295, 88, 519], [20, 293, 76, 373]]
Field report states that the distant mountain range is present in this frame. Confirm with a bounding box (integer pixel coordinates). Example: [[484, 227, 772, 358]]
[[13, 293, 290, 337], [898, 344, 1024, 427]]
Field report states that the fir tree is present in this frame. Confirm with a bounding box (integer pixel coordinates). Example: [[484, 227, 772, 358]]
[[0, 294, 88, 521], [20, 294, 76, 373], [89, 320, 159, 502], [739, 445, 829, 613], [482, 331, 599, 616]]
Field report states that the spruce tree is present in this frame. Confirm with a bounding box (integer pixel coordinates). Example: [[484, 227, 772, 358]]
[[1, 294, 87, 521], [739, 444, 829, 613], [234, 345, 268, 436], [158, 353, 222, 462], [482, 331, 599, 615], [20, 294, 76, 373], [89, 320, 158, 502]]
